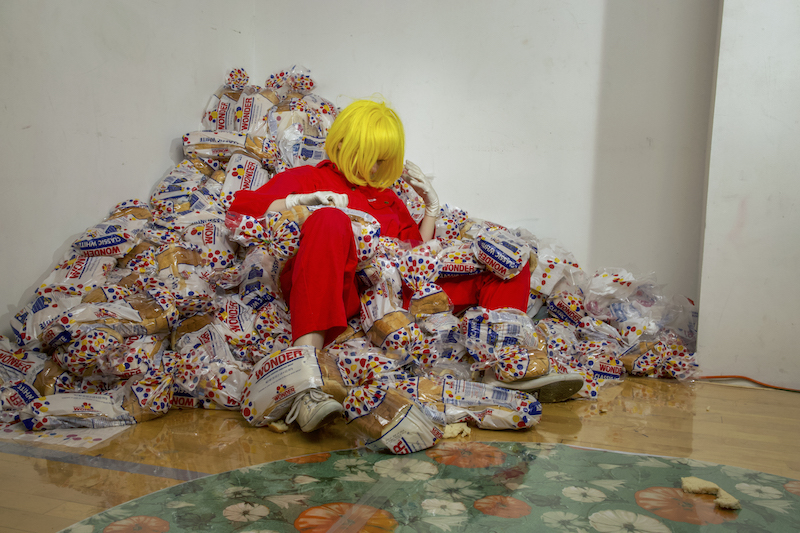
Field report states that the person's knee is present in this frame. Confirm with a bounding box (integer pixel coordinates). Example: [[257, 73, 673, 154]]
[[302, 207, 351, 234], [298, 207, 354, 253]]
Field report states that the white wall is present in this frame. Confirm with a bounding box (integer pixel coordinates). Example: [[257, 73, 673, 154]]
[[590, 2, 719, 301], [0, 0, 253, 334], [0, 1, 719, 340], [698, 0, 800, 388]]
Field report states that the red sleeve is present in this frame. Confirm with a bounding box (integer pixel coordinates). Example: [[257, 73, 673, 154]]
[[387, 191, 423, 244], [228, 166, 321, 218]]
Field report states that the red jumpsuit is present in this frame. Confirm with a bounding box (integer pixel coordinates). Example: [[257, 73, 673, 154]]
[[229, 160, 530, 345]]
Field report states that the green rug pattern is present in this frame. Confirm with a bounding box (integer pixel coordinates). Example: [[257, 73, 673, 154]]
[[60, 442, 800, 533]]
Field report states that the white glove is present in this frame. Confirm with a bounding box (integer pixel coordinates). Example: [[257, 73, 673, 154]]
[[402, 160, 440, 217], [284, 191, 349, 209]]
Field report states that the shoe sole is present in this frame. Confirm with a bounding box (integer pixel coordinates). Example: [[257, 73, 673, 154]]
[[483, 373, 584, 403]]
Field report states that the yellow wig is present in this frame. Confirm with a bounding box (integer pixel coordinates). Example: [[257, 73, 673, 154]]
[[325, 99, 405, 189]]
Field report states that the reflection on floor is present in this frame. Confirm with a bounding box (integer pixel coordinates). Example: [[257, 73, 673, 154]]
[[61, 442, 800, 532], [0, 377, 798, 533]]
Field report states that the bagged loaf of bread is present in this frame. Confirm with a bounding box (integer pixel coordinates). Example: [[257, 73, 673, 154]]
[[398, 243, 452, 320], [384, 375, 542, 430], [240, 346, 325, 427], [41, 277, 178, 348], [219, 151, 271, 209], [344, 384, 442, 454], [491, 342, 550, 382], [37, 252, 117, 299], [434, 204, 469, 246], [202, 68, 249, 132], [11, 293, 84, 349], [20, 364, 174, 430], [0, 348, 52, 422], [20, 389, 135, 430], [472, 225, 531, 280], [235, 84, 282, 135], [183, 131, 247, 162], [437, 242, 486, 279], [96, 333, 167, 380], [73, 199, 152, 259]]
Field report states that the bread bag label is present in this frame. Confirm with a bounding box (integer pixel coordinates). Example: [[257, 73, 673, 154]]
[[586, 359, 624, 381], [222, 152, 270, 198], [21, 392, 135, 430], [171, 389, 201, 409], [438, 243, 485, 278], [182, 131, 247, 160], [368, 404, 443, 455], [2, 382, 40, 410], [472, 227, 531, 280], [215, 93, 239, 132], [240, 346, 324, 426], [546, 291, 586, 326]]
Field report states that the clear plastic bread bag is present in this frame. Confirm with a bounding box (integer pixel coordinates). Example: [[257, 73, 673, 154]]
[[203, 68, 249, 132], [471, 225, 531, 280], [240, 346, 325, 427], [344, 384, 442, 454]]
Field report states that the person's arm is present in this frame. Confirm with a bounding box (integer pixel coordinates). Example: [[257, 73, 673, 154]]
[[230, 167, 347, 217], [418, 213, 436, 242], [278, 191, 348, 214], [229, 170, 297, 218], [267, 198, 288, 213], [403, 160, 440, 242]]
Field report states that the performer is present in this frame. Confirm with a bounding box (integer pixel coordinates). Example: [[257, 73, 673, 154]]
[[230, 99, 558, 433], [230, 100, 531, 351]]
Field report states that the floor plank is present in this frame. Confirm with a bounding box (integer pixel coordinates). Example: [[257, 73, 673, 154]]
[[0, 378, 797, 532]]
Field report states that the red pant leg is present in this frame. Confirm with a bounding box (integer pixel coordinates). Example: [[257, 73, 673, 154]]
[[279, 208, 361, 345], [437, 262, 531, 315]]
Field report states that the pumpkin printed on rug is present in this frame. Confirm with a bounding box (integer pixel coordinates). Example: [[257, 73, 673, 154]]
[[426, 441, 506, 468], [473, 495, 532, 518], [635, 486, 739, 526], [295, 502, 398, 532]]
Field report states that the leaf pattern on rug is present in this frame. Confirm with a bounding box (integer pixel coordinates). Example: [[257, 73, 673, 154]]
[[59, 442, 800, 533]]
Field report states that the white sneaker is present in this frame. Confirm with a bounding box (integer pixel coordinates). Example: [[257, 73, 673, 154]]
[[285, 388, 344, 432], [482, 372, 584, 403]]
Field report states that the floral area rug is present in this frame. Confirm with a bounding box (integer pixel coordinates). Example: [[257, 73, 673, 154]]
[[59, 442, 800, 533]]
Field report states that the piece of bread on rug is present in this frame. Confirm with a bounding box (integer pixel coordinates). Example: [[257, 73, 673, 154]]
[[681, 476, 720, 494], [681, 476, 741, 510], [714, 488, 742, 510], [442, 423, 471, 438]]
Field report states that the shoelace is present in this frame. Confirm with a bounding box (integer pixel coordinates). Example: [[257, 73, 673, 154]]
[[285, 388, 333, 424]]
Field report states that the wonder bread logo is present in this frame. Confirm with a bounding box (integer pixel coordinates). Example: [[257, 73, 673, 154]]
[[217, 101, 230, 130], [73, 401, 96, 413], [198, 329, 213, 346], [240, 97, 254, 131], [253, 348, 305, 382], [0, 351, 33, 374], [241, 160, 257, 190], [66, 256, 89, 279], [273, 384, 296, 403], [225, 300, 243, 332]]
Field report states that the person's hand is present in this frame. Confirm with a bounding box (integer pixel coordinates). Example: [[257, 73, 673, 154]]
[[285, 191, 349, 209], [402, 160, 440, 217]]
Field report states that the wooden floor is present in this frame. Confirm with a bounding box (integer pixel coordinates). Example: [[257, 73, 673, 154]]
[[1, 377, 798, 533]]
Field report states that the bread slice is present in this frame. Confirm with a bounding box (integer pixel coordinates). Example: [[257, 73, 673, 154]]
[[714, 488, 742, 510], [681, 476, 720, 495], [681, 476, 741, 510], [267, 420, 289, 433], [442, 423, 471, 438]]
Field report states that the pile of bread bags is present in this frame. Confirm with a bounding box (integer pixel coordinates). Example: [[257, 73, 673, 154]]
[[0, 66, 698, 453]]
